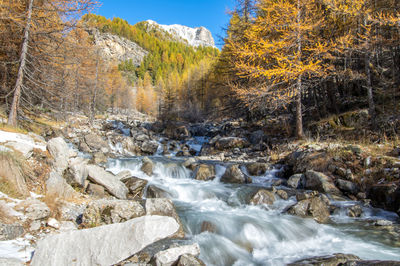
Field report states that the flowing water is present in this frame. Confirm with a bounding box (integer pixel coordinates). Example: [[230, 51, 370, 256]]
[[106, 155, 400, 266]]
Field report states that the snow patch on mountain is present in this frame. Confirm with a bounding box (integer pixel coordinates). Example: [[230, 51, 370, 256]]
[[146, 20, 216, 48]]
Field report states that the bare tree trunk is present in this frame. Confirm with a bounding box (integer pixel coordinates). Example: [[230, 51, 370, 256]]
[[295, 0, 304, 139], [8, 0, 34, 126], [89, 54, 99, 125], [365, 54, 376, 122]]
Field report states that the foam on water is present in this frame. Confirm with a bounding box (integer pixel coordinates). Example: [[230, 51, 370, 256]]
[[106, 157, 400, 265]]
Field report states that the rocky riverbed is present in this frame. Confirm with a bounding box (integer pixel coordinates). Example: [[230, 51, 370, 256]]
[[0, 114, 399, 265]]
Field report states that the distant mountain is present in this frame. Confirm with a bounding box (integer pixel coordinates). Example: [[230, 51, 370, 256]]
[[145, 20, 216, 48]]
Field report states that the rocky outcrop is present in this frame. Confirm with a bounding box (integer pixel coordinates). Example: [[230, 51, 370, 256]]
[[246, 162, 269, 176], [31, 216, 180, 266], [88, 28, 148, 65], [249, 189, 276, 206], [368, 183, 400, 216], [47, 137, 70, 174], [304, 170, 341, 195], [124, 177, 148, 199], [46, 171, 79, 199], [86, 165, 128, 199], [147, 185, 171, 198]]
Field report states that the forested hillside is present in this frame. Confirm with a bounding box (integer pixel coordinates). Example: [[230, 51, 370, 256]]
[[211, 0, 400, 139]]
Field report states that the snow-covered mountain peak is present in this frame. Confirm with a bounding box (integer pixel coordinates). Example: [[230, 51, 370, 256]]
[[145, 20, 216, 48]]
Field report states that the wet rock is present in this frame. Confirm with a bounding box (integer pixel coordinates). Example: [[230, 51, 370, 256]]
[[183, 158, 197, 171], [249, 189, 275, 205], [0, 223, 24, 240], [47, 137, 70, 174], [194, 164, 215, 181], [288, 253, 360, 265], [86, 183, 106, 198], [145, 198, 185, 238], [201, 221, 217, 233], [304, 170, 341, 195], [336, 179, 359, 195], [141, 157, 154, 176], [31, 216, 180, 266], [147, 186, 171, 198], [368, 183, 400, 215], [84, 133, 107, 151], [117, 170, 133, 181], [86, 165, 128, 199], [214, 137, 249, 150], [124, 177, 148, 199], [221, 165, 246, 184], [153, 243, 200, 266], [246, 162, 269, 176], [177, 254, 205, 266], [276, 189, 289, 200], [287, 194, 330, 223], [141, 140, 159, 155], [375, 219, 393, 226], [348, 205, 363, 218], [82, 199, 145, 226], [67, 157, 89, 187], [121, 137, 138, 154], [46, 171, 79, 199], [249, 130, 265, 145], [287, 174, 305, 189]]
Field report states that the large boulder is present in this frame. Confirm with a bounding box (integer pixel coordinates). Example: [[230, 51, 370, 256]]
[[154, 243, 201, 266], [214, 137, 249, 150], [16, 199, 50, 221], [46, 171, 79, 199], [287, 194, 330, 224], [287, 174, 305, 189], [82, 199, 145, 226], [141, 157, 154, 176], [47, 137, 70, 174], [145, 198, 185, 238], [86, 165, 128, 199], [221, 165, 246, 184], [336, 179, 359, 195], [31, 216, 180, 266], [146, 185, 171, 198], [249, 189, 275, 206], [194, 164, 215, 181], [84, 133, 108, 151], [304, 170, 341, 195], [368, 183, 400, 215]]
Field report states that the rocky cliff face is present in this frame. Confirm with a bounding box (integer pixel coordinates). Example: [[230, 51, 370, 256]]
[[87, 28, 148, 65], [146, 20, 216, 48]]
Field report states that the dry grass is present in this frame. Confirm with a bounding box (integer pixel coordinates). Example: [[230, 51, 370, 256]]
[[0, 177, 23, 199], [0, 123, 28, 134], [41, 195, 64, 220]]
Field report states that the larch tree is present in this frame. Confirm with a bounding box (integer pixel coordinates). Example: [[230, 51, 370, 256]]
[[227, 0, 330, 138]]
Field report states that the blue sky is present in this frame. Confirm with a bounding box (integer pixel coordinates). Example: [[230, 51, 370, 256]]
[[96, 0, 236, 47]]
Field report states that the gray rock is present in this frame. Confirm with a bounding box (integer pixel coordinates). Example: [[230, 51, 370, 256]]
[[46, 171, 79, 199], [31, 216, 180, 266], [86, 183, 106, 198], [221, 165, 246, 184], [194, 164, 215, 181], [86, 165, 128, 199], [124, 177, 148, 199], [146, 186, 171, 198], [348, 205, 363, 218], [249, 130, 265, 145], [0, 223, 24, 240], [249, 189, 275, 205], [214, 137, 249, 150], [287, 194, 330, 224], [141, 141, 159, 155], [92, 152, 108, 165], [84, 133, 108, 151], [304, 170, 341, 195], [154, 243, 201, 266], [141, 157, 154, 176], [82, 199, 145, 226], [117, 170, 133, 181], [145, 198, 184, 238], [336, 179, 359, 194], [177, 254, 205, 266], [19, 199, 50, 221], [183, 158, 197, 171], [287, 174, 305, 189], [59, 201, 86, 222], [47, 137, 70, 174], [67, 157, 89, 187]]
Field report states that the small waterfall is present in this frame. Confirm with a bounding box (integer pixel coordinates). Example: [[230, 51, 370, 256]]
[[106, 156, 400, 266]]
